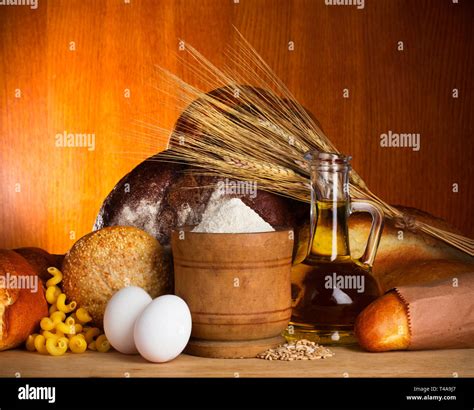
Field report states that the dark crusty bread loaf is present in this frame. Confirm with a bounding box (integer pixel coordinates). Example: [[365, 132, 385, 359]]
[[94, 152, 304, 247], [93, 152, 307, 287]]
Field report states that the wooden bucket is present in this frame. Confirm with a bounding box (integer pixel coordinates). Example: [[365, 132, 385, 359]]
[[172, 228, 293, 357]]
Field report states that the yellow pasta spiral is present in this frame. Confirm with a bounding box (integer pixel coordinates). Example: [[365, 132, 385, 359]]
[[84, 327, 101, 344], [69, 335, 87, 353], [56, 293, 77, 313], [26, 266, 110, 355], [95, 335, 110, 353], [45, 285, 61, 304], [75, 308, 92, 324], [33, 335, 48, 355], [49, 304, 58, 315], [56, 321, 76, 335], [46, 337, 69, 356], [46, 267, 63, 287]]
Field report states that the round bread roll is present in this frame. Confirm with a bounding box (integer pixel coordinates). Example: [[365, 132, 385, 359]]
[[0, 249, 48, 351], [354, 291, 410, 352], [62, 226, 170, 326]]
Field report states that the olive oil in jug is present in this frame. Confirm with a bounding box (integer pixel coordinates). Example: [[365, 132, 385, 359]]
[[287, 152, 384, 345]]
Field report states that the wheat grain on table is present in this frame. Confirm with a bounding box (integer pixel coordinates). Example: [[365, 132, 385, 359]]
[[1, 347, 472, 378]]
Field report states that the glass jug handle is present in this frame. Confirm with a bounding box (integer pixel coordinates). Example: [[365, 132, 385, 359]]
[[349, 199, 384, 267]]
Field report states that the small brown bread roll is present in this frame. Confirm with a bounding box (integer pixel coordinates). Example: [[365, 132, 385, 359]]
[[14, 247, 64, 284], [0, 249, 48, 351], [62, 226, 170, 326], [354, 291, 410, 352]]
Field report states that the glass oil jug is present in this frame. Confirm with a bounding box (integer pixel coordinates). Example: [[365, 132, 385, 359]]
[[286, 151, 384, 345]]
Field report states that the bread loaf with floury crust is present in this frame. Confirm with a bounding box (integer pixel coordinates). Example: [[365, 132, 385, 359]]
[[93, 152, 305, 247], [0, 249, 48, 351]]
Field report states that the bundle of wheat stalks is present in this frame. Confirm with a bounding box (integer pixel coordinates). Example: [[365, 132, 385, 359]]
[[133, 29, 473, 256]]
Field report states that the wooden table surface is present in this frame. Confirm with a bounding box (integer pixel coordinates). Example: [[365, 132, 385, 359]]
[[1, 347, 472, 378]]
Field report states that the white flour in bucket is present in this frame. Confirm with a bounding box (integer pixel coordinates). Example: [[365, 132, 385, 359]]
[[192, 197, 274, 233]]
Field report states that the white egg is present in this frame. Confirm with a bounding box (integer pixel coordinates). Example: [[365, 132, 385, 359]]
[[134, 295, 192, 363], [104, 286, 152, 354]]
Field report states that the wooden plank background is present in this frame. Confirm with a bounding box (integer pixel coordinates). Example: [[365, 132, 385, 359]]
[[0, 0, 473, 254]]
